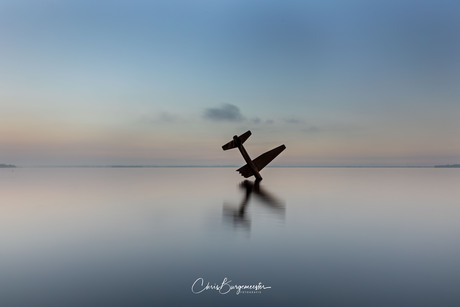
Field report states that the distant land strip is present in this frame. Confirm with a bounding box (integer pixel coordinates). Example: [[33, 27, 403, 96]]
[[434, 164, 460, 168], [4, 164, 460, 168]]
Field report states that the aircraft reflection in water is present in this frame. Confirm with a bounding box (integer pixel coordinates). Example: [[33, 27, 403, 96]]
[[223, 180, 285, 232]]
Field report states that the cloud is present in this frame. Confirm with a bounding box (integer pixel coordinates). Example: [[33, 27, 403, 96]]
[[302, 125, 320, 133], [284, 118, 305, 124], [282, 117, 319, 133], [157, 112, 178, 123], [204, 104, 245, 122]]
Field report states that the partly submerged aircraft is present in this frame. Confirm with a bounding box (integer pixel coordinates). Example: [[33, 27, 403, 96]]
[[222, 130, 286, 181]]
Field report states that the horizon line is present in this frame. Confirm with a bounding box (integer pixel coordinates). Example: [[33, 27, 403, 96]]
[[3, 164, 457, 168]]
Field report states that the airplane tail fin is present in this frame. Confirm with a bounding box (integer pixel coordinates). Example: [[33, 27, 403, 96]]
[[237, 145, 286, 178], [222, 130, 252, 150]]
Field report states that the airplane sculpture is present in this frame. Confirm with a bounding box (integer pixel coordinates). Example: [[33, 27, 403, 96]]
[[222, 130, 286, 181]]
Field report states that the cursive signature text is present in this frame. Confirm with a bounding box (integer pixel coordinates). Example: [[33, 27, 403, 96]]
[[191, 277, 271, 295]]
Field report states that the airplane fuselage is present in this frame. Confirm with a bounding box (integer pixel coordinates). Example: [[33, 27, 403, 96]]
[[233, 135, 263, 181], [222, 130, 284, 180]]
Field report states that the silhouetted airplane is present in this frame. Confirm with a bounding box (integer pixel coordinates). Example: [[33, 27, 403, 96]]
[[222, 130, 286, 181]]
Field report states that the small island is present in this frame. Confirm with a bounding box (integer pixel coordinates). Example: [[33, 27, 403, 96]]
[[0, 163, 16, 168], [434, 164, 460, 168]]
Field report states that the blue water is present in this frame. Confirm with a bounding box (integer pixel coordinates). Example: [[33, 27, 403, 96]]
[[1, 168, 459, 306]]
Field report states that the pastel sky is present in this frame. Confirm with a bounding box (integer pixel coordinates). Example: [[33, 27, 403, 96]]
[[1, 0, 459, 166]]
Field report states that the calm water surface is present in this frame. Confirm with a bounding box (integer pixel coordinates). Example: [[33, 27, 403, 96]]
[[1, 168, 459, 306]]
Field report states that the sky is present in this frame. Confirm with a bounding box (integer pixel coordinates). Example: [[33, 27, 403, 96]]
[[1, 0, 459, 166]]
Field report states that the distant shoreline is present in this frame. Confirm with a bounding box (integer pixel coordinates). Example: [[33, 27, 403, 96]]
[[434, 164, 460, 168], [4, 165, 458, 169]]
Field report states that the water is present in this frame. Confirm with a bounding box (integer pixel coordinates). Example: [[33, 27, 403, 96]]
[[1, 167, 459, 306]]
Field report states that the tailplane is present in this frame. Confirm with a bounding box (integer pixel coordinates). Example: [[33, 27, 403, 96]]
[[222, 130, 252, 150]]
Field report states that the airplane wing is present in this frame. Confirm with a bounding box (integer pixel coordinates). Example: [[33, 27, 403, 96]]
[[237, 145, 286, 178], [222, 130, 252, 150]]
